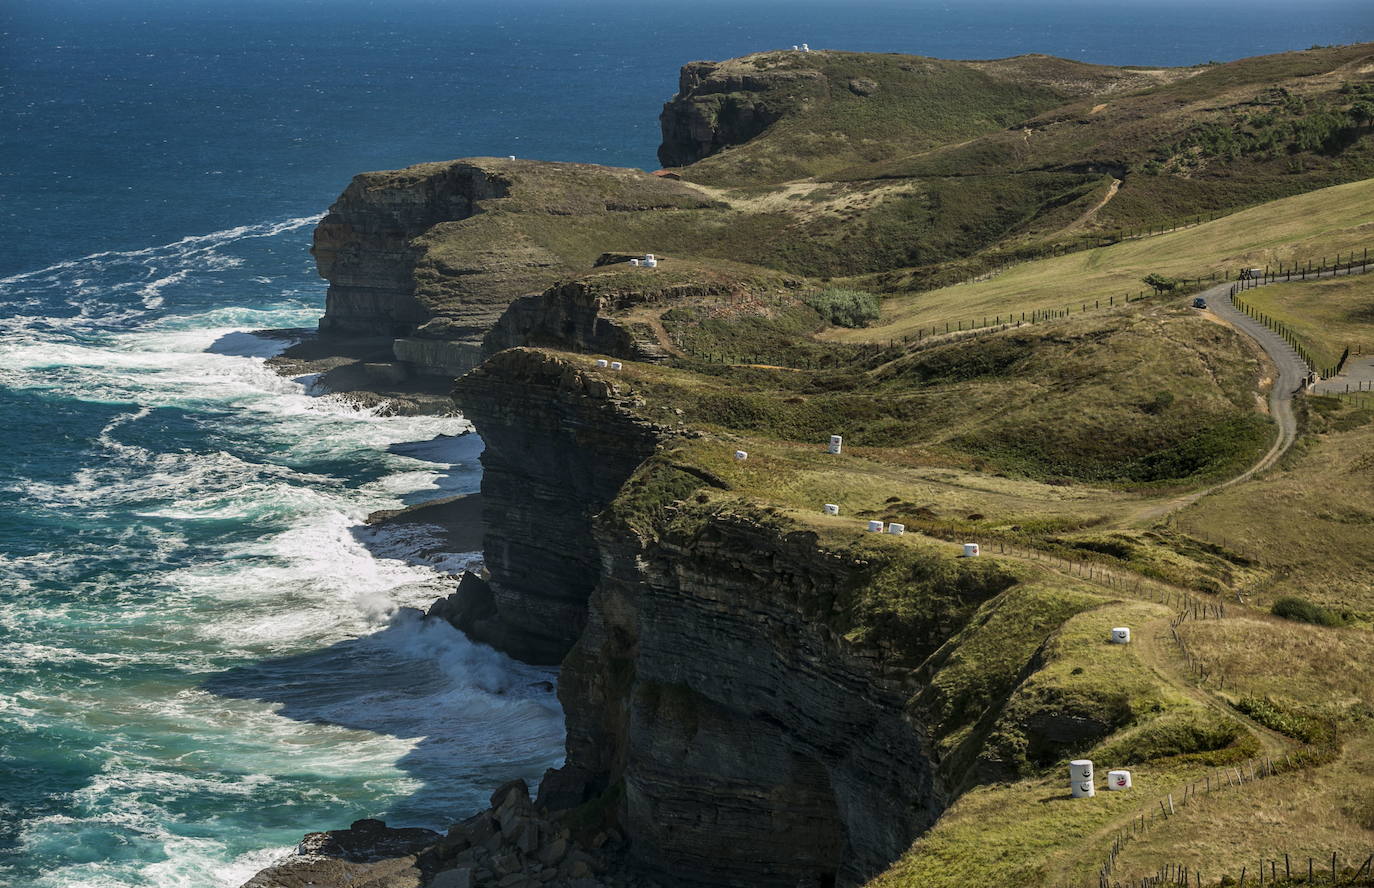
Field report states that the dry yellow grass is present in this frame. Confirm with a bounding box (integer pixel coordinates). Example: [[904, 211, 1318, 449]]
[[827, 177, 1374, 342], [1107, 733, 1374, 885], [1177, 616, 1374, 707], [1174, 401, 1374, 616], [1238, 275, 1374, 371]]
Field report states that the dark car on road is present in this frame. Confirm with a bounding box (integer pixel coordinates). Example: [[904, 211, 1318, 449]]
[[1193, 296, 1207, 309]]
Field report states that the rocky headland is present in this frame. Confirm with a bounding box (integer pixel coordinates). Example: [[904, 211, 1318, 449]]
[[248, 42, 1374, 888]]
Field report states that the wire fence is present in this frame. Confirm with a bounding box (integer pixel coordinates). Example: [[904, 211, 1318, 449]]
[[1109, 851, 1373, 888], [1228, 250, 1374, 380]]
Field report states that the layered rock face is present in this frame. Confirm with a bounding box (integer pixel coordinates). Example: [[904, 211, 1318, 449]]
[[658, 61, 826, 167], [482, 281, 654, 364], [313, 161, 512, 339], [449, 346, 997, 884], [554, 511, 946, 888], [446, 349, 674, 664], [311, 158, 721, 375]]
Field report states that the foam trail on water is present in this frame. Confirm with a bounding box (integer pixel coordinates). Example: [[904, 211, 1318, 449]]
[[0, 220, 564, 888]]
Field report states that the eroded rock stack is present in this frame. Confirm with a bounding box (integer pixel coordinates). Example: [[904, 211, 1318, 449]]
[[439, 349, 675, 664]]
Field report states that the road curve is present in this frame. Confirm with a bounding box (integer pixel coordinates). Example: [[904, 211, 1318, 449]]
[[1199, 279, 1307, 481], [1130, 280, 1305, 523]]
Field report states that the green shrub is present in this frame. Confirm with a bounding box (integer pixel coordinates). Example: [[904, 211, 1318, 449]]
[[1092, 710, 1249, 765], [803, 288, 881, 328], [1143, 273, 1179, 293], [1271, 595, 1348, 627], [1234, 695, 1337, 745]]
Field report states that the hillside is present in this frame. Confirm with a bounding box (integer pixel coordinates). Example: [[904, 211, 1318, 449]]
[[825, 176, 1374, 342], [272, 41, 1374, 888], [658, 51, 1191, 183], [308, 43, 1374, 381]]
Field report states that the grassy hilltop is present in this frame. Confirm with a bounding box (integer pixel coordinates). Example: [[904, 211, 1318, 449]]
[[400, 40, 1374, 888], [385, 43, 1374, 332]]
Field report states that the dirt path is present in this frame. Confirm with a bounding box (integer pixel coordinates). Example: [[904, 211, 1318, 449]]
[[1132, 616, 1290, 758], [619, 306, 689, 359], [1039, 612, 1294, 887], [1127, 280, 1304, 525], [1061, 177, 1121, 234]]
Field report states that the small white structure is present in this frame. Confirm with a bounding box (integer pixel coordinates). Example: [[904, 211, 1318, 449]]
[[823, 504, 840, 516], [827, 435, 843, 455], [595, 359, 609, 368], [801, 43, 811, 52], [962, 543, 980, 558], [508, 155, 516, 160], [735, 450, 748, 461], [867, 520, 884, 533], [629, 259, 640, 266], [1107, 770, 1132, 791], [1069, 759, 1095, 798], [1110, 627, 1131, 645], [610, 361, 623, 370], [792, 45, 799, 51], [887, 523, 906, 535], [641, 253, 658, 268]]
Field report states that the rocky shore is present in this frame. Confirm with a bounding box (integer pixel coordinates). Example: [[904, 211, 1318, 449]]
[[243, 780, 649, 888]]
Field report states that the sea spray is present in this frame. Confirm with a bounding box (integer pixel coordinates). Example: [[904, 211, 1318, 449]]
[[0, 219, 563, 888]]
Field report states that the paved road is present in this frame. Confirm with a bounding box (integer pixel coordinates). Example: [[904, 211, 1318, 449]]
[[1130, 277, 1314, 524], [1198, 279, 1307, 483], [1133, 262, 1372, 524]]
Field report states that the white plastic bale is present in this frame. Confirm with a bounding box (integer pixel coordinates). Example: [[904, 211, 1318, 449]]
[[823, 504, 840, 516], [595, 359, 609, 368], [828, 435, 843, 454], [630, 259, 640, 266], [610, 361, 623, 370], [1107, 770, 1132, 791], [1110, 627, 1131, 644], [887, 523, 905, 535], [1069, 760, 1095, 798], [866, 520, 884, 533], [642, 259, 657, 268], [508, 155, 516, 160], [962, 543, 980, 557], [735, 450, 748, 461]]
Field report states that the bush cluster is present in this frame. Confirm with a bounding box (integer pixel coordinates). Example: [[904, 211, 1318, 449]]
[[1271, 595, 1349, 627], [802, 288, 881, 328]]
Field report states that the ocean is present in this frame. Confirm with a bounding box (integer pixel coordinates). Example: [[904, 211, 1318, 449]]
[[1, 1, 1368, 885]]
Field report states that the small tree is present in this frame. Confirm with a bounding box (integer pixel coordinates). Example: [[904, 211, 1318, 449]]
[[1143, 273, 1178, 293]]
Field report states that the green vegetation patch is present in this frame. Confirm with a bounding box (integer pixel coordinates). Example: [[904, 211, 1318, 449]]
[[1271, 594, 1350, 627], [1091, 709, 1255, 766], [801, 288, 880, 328]]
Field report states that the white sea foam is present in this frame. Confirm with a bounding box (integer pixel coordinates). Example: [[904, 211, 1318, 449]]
[[2, 216, 563, 888]]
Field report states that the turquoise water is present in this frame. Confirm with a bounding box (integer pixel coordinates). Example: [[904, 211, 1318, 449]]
[[0, 220, 565, 885], [2, 1, 1368, 885]]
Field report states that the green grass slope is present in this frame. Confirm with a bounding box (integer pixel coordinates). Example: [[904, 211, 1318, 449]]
[[826, 176, 1374, 341], [660, 51, 1193, 186]]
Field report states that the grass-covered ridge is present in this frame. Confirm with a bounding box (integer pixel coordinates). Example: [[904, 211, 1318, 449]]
[[661, 51, 1195, 186], [826, 176, 1374, 341], [612, 301, 1269, 488]]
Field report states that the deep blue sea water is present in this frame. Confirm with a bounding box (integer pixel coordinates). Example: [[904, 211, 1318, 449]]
[[1, 1, 1370, 885]]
